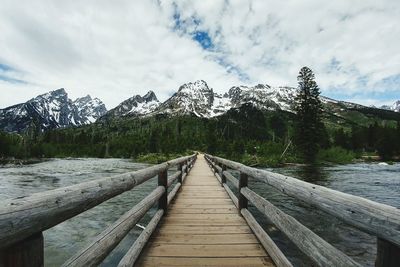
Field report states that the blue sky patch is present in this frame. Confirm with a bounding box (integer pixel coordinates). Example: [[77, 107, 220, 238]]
[[192, 31, 213, 49], [0, 63, 14, 72]]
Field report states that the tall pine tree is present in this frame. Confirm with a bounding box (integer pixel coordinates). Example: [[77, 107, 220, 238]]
[[293, 67, 323, 164]]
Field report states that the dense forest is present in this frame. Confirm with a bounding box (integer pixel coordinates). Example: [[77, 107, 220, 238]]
[[1, 103, 400, 166]]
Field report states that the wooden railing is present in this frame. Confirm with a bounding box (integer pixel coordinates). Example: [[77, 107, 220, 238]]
[[205, 154, 400, 267], [0, 153, 197, 267]]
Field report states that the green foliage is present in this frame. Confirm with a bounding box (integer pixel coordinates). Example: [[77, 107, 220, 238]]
[[318, 147, 356, 164], [293, 67, 324, 164]]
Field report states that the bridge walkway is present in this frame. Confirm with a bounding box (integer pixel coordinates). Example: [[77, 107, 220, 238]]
[[136, 155, 274, 266]]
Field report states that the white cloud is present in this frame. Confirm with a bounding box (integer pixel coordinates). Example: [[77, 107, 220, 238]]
[[0, 0, 399, 109]]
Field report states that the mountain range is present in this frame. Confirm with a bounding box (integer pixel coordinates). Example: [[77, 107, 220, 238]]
[[0, 88, 107, 132], [0, 80, 399, 133]]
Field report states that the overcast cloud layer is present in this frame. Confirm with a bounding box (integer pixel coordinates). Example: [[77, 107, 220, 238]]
[[0, 0, 399, 109]]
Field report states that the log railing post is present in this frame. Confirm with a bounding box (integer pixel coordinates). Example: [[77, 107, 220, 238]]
[[376, 238, 400, 267], [238, 172, 248, 213], [178, 163, 183, 184], [220, 164, 227, 186], [158, 170, 168, 211], [0, 232, 44, 267]]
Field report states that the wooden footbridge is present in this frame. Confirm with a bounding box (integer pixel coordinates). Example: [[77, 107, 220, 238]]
[[0, 153, 399, 267]]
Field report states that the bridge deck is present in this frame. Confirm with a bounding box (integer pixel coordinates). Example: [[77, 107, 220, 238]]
[[136, 155, 274, 266]]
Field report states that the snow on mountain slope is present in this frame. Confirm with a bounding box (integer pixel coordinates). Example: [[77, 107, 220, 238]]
[[0, 88, 107, 133], [101, 90, 160, 119], [381, 100, 400, 112], [153, 81, 301, 117], [73, 95, 107, 124]]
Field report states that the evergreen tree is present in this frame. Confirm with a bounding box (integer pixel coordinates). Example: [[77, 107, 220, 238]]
[[293, 67, 323, 164]]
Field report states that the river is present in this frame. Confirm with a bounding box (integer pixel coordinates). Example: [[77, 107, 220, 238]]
[[0, 159, 399, 266]]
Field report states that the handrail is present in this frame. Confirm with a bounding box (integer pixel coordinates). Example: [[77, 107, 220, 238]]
[[205, 154, 400, 267], [0, 153, 197, 266]]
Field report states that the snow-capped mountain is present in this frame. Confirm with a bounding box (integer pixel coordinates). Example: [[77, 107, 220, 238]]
[[152, 80, 301, 118], [101, 91, 160, 120], [73, 95, 107, 124], [381, 100, 400, 112], [154, 80, 218, 117], [0, 88, 107, 133]]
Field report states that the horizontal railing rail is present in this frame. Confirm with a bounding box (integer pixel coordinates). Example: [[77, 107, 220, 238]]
[[205, 154, 400, 267], [0, 153, 197, 266]]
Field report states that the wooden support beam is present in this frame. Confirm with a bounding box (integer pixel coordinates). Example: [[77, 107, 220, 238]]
[[178, 163, 183, 184], [241, 209, 292, 267], [0, 232, 43, 267], [238, 172, 248, 212], [220, 165, 227, 185], [118, 209, 164, 267], [224, 171, 239, 188], [158, 170, 168, 212], [376, 238, 400, 267]]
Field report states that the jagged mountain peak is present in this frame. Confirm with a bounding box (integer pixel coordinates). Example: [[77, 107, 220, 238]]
[[143, 90, 158, 102], [100, 91, 160, 119], [74, 94, 92, 103], [0, 89, 107, 132]]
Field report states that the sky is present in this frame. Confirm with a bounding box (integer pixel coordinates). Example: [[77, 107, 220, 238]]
[[0, 0, 399, 109]]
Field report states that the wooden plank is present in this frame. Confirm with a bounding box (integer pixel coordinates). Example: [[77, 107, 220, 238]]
[[169, 204, 235, 209], [167, 208, 236, 214], [167, 183, 181, 205], [117, 209, 164, 267], [137, 257, 274, 267], [241, 209, 293, 267], [151, 233, 259, 244], [161, 218, 244, 226], [164, 213, 242, 220], [156, 225, 253, 234], [144, 244, 267, 257], [172, 199, 233, 204], [223, 183, 238, 208]]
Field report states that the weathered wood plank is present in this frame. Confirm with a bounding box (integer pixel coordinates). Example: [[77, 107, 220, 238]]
[[118, 209, 164, 267], [224, 171, 239, 188], [156, 225, 253, 234], [62, 186, 164, 267], [208, 154, 400, 247], [167, 171, 182, 187], [242, 187, 361, 267], [164, 213, 242, 220], [137, 256, 274, 267], [223, 183, 238, 208], [241, 209, 293, 267], [144, 243, 268, 257], [167, 208, 236, 214], [167, 183, 181, 205], [151, 233, 259, 244]]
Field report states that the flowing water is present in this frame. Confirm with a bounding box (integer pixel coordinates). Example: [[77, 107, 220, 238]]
[[0, 159, 399, 266]]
